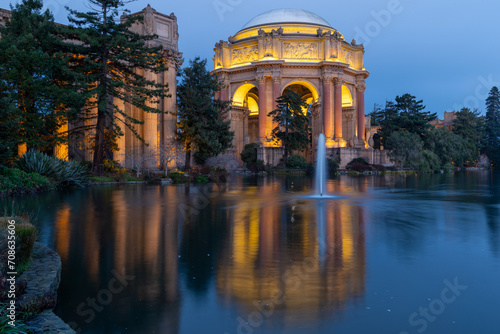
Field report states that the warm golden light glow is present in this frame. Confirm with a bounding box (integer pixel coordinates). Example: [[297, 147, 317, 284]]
[[342, 85, 353, 107], [232, 24, 343, 42]]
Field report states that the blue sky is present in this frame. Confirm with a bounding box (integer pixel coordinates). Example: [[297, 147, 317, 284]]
[[30, 0, 500, 117]]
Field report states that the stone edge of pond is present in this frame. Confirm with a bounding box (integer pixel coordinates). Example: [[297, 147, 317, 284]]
[[20, 242, 76, 334]]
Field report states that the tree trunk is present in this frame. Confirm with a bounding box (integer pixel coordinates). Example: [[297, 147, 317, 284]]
[[185, 149, 191, 171], [92, 109, 106, 176]]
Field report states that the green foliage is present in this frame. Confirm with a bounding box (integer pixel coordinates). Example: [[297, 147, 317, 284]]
[[14, 150, 89, 188], [286, 155, 308, 169], [0, 305, 30, 333], [194, 176, 209, 183], [209, 166, 229, 183], [103, 159, 125, 174], [268, 91, 311, 165], [240, 143, 259, 168], [453, 108, 483, 144], [89, 176, 115, 183], [0, 169, 55, 195], [387, 130, 423, 169], [177, 57, 234, 169], [416, 150, 441, 173], [167, 172, 188, 184], [65, 0, 170, 175], [376, 94, 437, 149], [0, 0, 83, 155], [0, 80, 20, 166], [346, 158, 372, 172], [485, 86, 500, 166], [327, 158, 339, 176], [425, 127, 477, 168], [14, 223, 38, 268]]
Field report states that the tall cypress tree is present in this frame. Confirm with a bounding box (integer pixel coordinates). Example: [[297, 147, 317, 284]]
[[268, 91, 311, 165], [177, 58, 233, 169], [65, 0, 170, 175], [485, 86, 500, 166], [0, 0, 82, 155]]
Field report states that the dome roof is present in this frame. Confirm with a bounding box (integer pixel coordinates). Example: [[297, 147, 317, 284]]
[[241, 9, 332, 30]]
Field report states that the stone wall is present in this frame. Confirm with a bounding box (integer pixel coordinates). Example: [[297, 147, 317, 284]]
[[19, 243, 75, 334]]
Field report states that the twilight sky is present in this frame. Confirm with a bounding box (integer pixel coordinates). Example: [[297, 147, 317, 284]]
[[34, 0, 500, 117]]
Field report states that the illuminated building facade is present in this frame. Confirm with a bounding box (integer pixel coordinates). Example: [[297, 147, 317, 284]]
[[1, 6, 182, 170], [212, 9, 383, 166]]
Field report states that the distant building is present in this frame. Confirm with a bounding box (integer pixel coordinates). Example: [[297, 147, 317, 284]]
[[429, 111, 456, 130]]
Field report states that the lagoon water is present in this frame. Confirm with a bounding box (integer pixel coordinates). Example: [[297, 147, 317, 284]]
[[3, 172, 500, 334]]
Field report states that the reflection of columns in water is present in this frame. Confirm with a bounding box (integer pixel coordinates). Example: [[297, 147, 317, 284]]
[[54, 204, 71, 263]]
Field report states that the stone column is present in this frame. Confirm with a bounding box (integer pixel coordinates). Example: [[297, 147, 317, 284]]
[[144, 70, 158, 169], [163, 63, 178, 170], [356, 83, 366, 142], [257, 76, 267, 142], [334, 77, 343, 140], [322, 76, 333, 138], [115, 96, 126, 166], [272, 74, 281, 133]]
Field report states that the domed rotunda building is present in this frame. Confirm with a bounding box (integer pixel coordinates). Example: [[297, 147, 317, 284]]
[[213, 9, 382, 166]]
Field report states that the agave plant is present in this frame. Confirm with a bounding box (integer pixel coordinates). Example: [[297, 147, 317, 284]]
[[14, 150, 89, 188], [14, 150, 58, 179]]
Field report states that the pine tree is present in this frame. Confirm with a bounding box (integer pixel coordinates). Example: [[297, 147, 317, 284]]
[[395, 93, 437, 139], [268, 91, 311, 165], [485, 86, 500, 166], [0, 0, 82, 154], [377, 101, 399, 149], [0, 81, 20, 165], [177, 58, 233, 170], [65, 0, 170, 175]]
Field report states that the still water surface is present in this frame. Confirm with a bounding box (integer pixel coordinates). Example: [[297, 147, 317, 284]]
[[3, 172, 500, 334]]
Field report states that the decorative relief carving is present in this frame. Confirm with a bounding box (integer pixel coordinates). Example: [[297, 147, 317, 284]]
[[334, 77, 344, 86], [256, 75, 267, 85], [343, 114, 354, 121], [283, 43, 318, 60], [341, 49, 353, 65], [144, 5, 154, 35], [356, 83, 367, 92], [231, 46, 259, 65]]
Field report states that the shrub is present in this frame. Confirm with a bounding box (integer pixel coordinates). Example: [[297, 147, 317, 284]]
[[103, 159, 124, 174], [209, 166, 229, 183], [167, 172, 188, 184], [240, 143, 259, 170], [14, 150, 88, 188], [346, 158, 372, 172], [372, 164, 386, 172], [327, 158, 339, 176], [194, 176, 209, 183], [15, 223, 37, 267], [0, 169, 55, 195], [287, 155, 308, 169]]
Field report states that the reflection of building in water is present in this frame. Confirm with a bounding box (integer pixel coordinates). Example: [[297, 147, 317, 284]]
[[51, 186, 181, 333], [217, 183, 366, 327]]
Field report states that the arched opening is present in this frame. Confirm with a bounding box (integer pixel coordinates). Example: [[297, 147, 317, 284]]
[[280, 82, 317, 161], [232, 83, 260, 144], [342, 85, 353, 107]]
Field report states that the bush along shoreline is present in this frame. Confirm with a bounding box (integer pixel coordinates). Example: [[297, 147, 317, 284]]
[[1, 150, 89, 196]]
